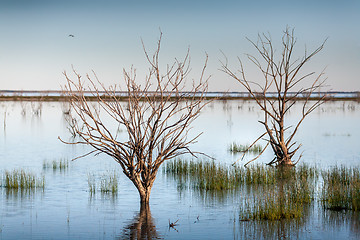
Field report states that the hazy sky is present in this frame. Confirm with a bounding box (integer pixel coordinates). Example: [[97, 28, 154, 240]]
[[0, 0, 359, 91]]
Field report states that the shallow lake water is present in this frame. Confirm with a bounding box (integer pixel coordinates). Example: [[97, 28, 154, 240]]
[[0, 100, 359, 239]]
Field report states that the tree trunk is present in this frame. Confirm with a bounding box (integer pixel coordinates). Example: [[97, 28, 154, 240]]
[[139, 188, 151, 205], [133, 177, 154, 205], [278, 155, 294, 166]]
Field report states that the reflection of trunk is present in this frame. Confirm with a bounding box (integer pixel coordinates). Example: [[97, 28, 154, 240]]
[[119, 203, 159, 239]]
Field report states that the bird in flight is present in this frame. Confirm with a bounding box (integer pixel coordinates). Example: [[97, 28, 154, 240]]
[[68, 34, 75, 37]]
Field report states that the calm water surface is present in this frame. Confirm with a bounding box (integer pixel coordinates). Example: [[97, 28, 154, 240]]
[[0, 100, 359, 239]]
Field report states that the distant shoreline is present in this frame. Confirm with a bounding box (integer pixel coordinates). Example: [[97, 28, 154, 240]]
[[0, 90, 359, 101]]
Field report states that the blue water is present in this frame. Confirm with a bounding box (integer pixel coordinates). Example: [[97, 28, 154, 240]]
[[0, 100, 359, 239]]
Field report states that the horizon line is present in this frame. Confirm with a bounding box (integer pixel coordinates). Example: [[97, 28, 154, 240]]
[[1, 90, 359, 94]]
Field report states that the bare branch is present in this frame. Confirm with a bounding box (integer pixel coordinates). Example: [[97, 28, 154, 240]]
[[61, 34, 210, 204]]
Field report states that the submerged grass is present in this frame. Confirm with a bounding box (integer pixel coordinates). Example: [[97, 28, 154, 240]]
[[240, 165, 317, 221], [87, 171, 118, 194], [165, 159, 243, 191], [241, 190, 304, 221], [88, 174, 96, 194], [165, 159, 318, 189], [1, 170, 45, 190], [321, 166, 360, 211], [43, 158, 69, 171], [244, 164, 276, 185], [167, 160, 360, 219], [100, 171, 118, 193], [229, 143, 263, 154], [165, 159, 319, 220], [240, 174, 316, 221]]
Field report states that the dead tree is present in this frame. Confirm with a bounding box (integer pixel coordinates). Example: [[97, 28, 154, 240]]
[[221, 28, 327, 166], [60, 33, 209, 204]]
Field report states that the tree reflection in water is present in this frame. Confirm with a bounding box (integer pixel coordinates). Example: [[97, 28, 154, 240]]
[[118, 203, 161, 240]]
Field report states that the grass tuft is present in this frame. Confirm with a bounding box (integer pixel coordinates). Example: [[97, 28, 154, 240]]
[[229, 143, 263, 154], [241, 189, 303, 221], [165, 159, 318, 220], [43, 159, 69, 171], [240, 165, 317, 221], [1, 170, 45, 190], [165, 159, 244, 191], [100, 171, 118, 193], [87, 171, 118, 194], [88, 174, 96, 194], [321, 166, 360, 211]]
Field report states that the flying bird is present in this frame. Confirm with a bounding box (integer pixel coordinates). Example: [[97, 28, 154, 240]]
[[68, 34, 75, 37]]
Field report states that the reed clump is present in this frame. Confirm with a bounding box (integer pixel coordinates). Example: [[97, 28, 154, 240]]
[[87, 171, 118, 194], [43, 158, 69, 171], [240, 165, 317, 221], [165, 159, 245, 191], [229, 143, 262, 154], [321, 166, 360, 211], [244, 164, 277, 185], [100, 171, 118, 193], [241, 189, 303, 221], [1, 170, 45, 190], [165, 159, 317, 191], [165, 159, 318, 220], [88, 174, 96, 194]]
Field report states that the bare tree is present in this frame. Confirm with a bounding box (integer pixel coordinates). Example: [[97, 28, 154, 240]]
[[221, 28, 327, 166], [60, 33, 209, 204]]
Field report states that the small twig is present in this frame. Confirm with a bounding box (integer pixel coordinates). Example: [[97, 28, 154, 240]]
[[169, 219, 179, 232]]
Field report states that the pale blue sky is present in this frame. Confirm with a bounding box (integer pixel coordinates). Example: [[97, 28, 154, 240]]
[[0, 0, 359, 91]]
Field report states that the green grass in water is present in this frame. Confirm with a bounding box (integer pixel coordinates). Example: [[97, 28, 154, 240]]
[[88, 174, 96, 194], [165, 159, 245, 191], [229, 143, 263, 154], [2, 170, 45, 190], [240, 166, 317, 221], [241, 190, 304, 221], [43, 158, 69, 171], [321, 166, 360, 211], [100, 171, 118, 193], [87, 171, 118, 194], [165, 159, 318, 220]]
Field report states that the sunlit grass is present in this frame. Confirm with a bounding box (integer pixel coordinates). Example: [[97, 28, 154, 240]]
[[88, 174, 96, 194], [165, 159, 318, 190], [100, 171, 118, 193], [167, 160, 360, 218], [321, 166, 360, 211], [87, 171, 118, 194], [1, 169, 45, 190], [165, 159, 244, 191], [244, 164, 276, 185], [241, 189, 303, 221], [229, 143, 263, 154], [240, 165, 317, 221], [165, 159, 318, 220], [43, 158, 69, 171]]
